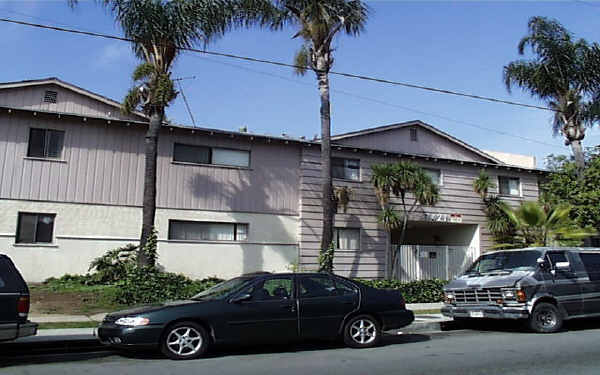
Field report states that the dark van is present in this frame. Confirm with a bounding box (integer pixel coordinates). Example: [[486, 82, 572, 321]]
[[442, 247, 600, 333], [0, 254, 37, 341]]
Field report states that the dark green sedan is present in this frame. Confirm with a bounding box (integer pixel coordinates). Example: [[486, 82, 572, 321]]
[[97, 272, 414, 360]]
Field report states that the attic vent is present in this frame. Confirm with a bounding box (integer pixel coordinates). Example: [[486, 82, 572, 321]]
[[410, 127, 418, 142], [43, 90, 58, 104]]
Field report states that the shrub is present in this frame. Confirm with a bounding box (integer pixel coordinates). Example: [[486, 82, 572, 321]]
[[88, 244, 137, 283], [114, 267, 222, 305], [355, 279, 447, 303]]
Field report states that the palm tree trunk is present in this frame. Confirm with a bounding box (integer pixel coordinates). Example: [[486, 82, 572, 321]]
[[139, 107, 164, 267], [570, 139, 585, 177], [317, 70, 335, 265], [392, 214, 409, 279]]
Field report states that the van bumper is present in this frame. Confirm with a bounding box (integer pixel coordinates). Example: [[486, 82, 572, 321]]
[[442, 304, 529, 320]]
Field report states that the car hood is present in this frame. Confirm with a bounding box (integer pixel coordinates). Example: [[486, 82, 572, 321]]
[[445, 270, 536, 290], [105, 299, 199, 319]]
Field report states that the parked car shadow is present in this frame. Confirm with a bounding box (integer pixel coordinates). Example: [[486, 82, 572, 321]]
[[0, 351, 115, 368], [116, 333, 432, 361]]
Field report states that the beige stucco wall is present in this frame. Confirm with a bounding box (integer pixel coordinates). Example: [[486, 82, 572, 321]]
[[0, 199, 298, 282]]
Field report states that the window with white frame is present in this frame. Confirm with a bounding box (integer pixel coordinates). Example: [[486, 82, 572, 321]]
[[424, 168, 442, 186], [332, 158, 360, 181], [173, 143, 250, 168], [334, 228, 360, 250], [16, 213, 56, 244], [27, 128, 65, 159], [168, 220, 248, 241], [498, 176, 520, 196]]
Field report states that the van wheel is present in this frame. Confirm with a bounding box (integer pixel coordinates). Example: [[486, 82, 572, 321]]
[[160, 321, 208, 360], [529, 303, 562, 333], [343, 315, 381, 348]]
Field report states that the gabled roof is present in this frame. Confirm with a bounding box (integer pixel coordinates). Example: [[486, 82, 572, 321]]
[[331, 120, 503, 165], [0, 77, 148, 121]]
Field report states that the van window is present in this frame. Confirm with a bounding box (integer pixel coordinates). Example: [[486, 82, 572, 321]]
[[547, 252, 568, 267], [579, 253, 600, 281]]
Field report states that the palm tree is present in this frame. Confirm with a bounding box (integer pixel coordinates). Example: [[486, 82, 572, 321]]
[[504, 16, 600, 177], [502, 201, 596, 247], [69, 0, 263, 266], [371, 161, 439, 278], [267, 0, 368, 269], [472, 169, 496, 200]]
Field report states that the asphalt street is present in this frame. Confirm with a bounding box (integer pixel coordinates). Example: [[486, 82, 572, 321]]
[[4, 320, 600, 375]]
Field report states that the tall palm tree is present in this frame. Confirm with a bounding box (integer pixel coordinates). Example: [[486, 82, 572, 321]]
[[267, 0, 368, 267], [70, 0, 262, 266], [371, 161, 439, 278], [504, 16, 600, 176]]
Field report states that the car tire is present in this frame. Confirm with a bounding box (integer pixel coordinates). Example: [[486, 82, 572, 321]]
[[160, 321, 209, 360], [343, 315, 381, 348], [528, 302, 563, 333]]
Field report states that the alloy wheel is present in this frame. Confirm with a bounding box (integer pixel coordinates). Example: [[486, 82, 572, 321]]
[[166, 326, 203, 357], [349, 319, 377, 345]]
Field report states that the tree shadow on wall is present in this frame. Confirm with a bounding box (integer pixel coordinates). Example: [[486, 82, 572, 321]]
[[188, 172, 296, 274]]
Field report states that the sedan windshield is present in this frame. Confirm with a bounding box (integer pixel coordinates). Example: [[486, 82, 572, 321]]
[[467, 250, 543, 274], [192, 277, 253, 301]]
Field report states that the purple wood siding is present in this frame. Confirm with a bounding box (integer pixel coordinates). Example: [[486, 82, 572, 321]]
[[333, 127, 492, 163], [0, 111, 301, 215], [298, 148, 539, 279], [0, 85, 144, 122]]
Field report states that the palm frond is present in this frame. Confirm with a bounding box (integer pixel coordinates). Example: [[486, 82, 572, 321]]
[[293, 44, 310, 76], [122, 86, 142, 115]]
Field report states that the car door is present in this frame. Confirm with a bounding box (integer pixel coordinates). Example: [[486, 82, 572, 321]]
[[576, 251, 600, 315], [543, 250, 583, 317], [225, 275, 298, 343], [0, 257, 19, 341], [297, 275, 359, 339]]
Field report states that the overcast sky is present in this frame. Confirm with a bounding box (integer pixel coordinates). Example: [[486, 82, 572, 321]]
[[2, 0, 600, 167]]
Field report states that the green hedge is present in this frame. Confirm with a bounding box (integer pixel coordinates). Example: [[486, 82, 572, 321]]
[[355, 279, 447, 303], [114, 267, 223, 305]]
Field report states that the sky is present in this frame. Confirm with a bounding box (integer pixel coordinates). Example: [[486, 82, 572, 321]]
[[2, 1, 600, 168]]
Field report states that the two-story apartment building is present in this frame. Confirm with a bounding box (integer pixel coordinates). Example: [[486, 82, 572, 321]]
[[0, 78, 544, 282]]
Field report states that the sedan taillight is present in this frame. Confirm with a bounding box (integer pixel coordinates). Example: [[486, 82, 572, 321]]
[[17, 296, 30, 318]]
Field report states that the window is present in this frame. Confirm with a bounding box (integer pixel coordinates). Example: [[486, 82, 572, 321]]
[[579, 253, 600, 281], [16, 213, 55, 244], [299, 276, 336, 298], [173, 143, 249, 168], [27, 128, 65, 159], [332, 158, 360, 181], [43, 90, 58, 103], [410, 127, 418, 142], [246, 277, 293, 301], [334, 277, 359, 296], [498, 176, 520, 196], [334, 228, 360, 250], [424, 168, 442, 186], [168, 220, 248, 242]]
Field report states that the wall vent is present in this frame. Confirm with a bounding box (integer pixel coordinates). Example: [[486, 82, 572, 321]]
[[410, 127, 418, 142], [43, 90, 58, 104]]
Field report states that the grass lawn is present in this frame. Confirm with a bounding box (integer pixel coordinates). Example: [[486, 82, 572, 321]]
[[29, 281, 127, 316], [412, 309, 442, 315]]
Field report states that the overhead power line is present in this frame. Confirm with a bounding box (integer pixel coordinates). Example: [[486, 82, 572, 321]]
[[188, 53, 564, 150], [0, 17, 558, 113]]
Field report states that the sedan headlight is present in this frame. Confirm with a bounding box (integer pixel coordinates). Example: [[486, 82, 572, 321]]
[[115, 317, 150, 326]]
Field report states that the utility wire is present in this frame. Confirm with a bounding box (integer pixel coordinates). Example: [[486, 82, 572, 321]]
[[187, 53, 565, 150], [0, 17, 558, 113], [176, 79, 197, 127]]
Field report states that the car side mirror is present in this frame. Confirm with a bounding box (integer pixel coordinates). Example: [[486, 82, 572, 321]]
[[229, 293, 251, 304], [537, 258, 548, 269]]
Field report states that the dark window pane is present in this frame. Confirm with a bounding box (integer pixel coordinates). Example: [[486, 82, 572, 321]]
[[332, 158, 360, 180], [16, 213, 37, 243], [27, 129, 46, 158], [499, 177, 520, 196], [579, 253, 600, 281], [47, 130, 64, 158], [300, 276, 336, 298], [335, 278, 359, 296], [35, 215, 55, 243], [173, 143, 210, 164]]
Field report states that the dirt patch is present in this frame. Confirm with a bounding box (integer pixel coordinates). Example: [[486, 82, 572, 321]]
[[29, 285, 123, 316]]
